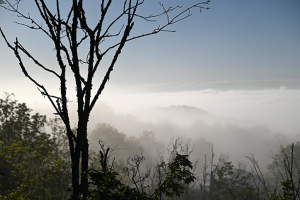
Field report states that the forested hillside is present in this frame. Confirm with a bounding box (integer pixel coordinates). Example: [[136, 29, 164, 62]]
[[1, 94, 299, 199]]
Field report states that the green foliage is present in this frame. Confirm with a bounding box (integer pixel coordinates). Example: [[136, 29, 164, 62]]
[[267, 180, 294, 200], [88, 169, 152, 200], [155, 154, 196, 198], [88, 153, 195, 200], [0, 93, 71, 199], [208, 158, 257, 200], [0, 187, 28, 200]]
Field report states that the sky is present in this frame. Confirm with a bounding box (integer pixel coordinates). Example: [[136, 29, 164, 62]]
[[0, 0, 300, 140]]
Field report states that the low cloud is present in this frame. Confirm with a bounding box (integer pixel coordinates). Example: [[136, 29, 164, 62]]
[[5, 87, 299, 170], [99, 87, 300, 135], [86, 87, 300, 170]]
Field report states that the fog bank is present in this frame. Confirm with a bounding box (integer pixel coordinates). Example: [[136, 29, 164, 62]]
[[17, 87, 300, 169], [84, 87, 300, 170]]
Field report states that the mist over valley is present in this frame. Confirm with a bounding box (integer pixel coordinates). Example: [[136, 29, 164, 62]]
[[84, 87, 300, 171]]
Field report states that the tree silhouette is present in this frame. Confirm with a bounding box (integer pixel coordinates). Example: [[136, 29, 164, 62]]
[[0, 0, 210, 199]]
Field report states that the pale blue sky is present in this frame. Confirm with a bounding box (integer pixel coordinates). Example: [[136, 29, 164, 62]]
[[0, 1, 300, 136], [0, 0, 299, 93], [113, 0, 300, 90]]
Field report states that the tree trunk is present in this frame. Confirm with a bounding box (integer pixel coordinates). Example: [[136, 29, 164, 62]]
[[71, 154, 80, 200], [80, 123, 89, 199]]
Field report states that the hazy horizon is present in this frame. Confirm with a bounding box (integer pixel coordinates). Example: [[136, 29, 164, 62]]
[[13, 88, 297, 171]]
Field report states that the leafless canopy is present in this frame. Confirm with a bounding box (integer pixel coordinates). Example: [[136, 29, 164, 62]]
[[0, 0, 210, 199], [1, 0, 209, 125]]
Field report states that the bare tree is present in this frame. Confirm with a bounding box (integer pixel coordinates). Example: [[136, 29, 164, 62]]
[[246, 143, 300, 200], [0, 0, 210, 199]]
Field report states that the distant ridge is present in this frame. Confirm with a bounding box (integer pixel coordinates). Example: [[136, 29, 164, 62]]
[[134, 105, 218, 125], [149, 105, 209, 116]]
